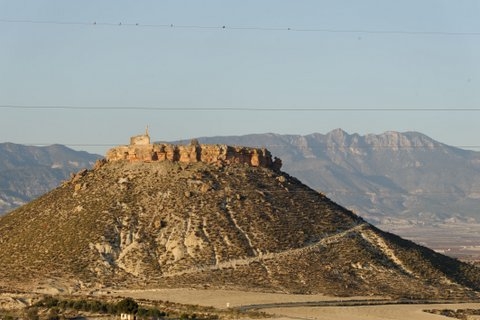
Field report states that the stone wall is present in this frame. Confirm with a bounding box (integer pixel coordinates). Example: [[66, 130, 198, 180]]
[[106, 138, 282, 171], [130, 134, 150, 146]]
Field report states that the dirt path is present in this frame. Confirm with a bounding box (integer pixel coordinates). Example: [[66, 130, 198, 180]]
[[162, 223, 368, 277], [110, 288, 380, 309], [236, 299, 465, 311], [266, 303, 480, 320]]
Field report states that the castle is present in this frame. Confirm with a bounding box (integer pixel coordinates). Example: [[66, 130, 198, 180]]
[[106, 131, 282, 171]]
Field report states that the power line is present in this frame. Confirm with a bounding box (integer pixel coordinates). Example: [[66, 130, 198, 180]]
[[1, 18, 480, 37], [7, 142, 480, 150], [2, 105, 480, 112]]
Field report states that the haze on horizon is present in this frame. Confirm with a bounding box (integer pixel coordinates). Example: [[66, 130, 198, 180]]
[[1, 0, 479, 155]]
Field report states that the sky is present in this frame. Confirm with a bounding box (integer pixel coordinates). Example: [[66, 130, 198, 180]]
[[1, 0, 480, 155]]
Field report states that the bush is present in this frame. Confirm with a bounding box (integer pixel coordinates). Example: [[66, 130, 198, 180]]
[[57, 300, 69, 310], [47, 307, 60, 320], [25, 308, 39, 320], [116, 298, 138, 315], [1, 312, 17, 320], [36, 296, 60, 308], [136, 308, 149, 319], [72, 299, 88, 311], [89, 300, 109, 313], [149, 308, 166, 318], [107, 302, 118, 315]]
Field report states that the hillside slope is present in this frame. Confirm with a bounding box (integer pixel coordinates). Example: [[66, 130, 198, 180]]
[[193, 130, 480, 225], [0, 157, 479, 299]]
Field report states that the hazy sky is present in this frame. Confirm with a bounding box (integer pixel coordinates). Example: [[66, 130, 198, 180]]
[[1, 0, 480, 155]]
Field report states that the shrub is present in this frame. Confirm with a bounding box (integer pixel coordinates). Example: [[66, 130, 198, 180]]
[[47, 307, 60, 320], [107, 302, 118, 315], [136, 308, 149, 319], [36, 296, 60, 308], [148, 308, 166, 319], [116, 298, 138, 315], [72, 299, 88, 311], [25, 307, 39, 320], [1, 312, 17, 320]]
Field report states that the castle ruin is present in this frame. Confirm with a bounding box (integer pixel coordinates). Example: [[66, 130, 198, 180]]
[[106, 132, 282, 171]]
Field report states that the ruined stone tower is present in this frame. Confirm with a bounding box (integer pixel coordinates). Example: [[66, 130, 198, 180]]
[[106, 132, 282, 171]]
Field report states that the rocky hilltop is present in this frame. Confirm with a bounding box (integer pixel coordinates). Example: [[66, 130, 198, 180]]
[[0, 134, 480, 299], [106, 132, 282, 170]]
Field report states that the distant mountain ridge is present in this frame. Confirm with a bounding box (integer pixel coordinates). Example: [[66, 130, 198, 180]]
[[0, 143, 101, 215], [189, 129, 480, 225], [3, 130, 480, 226]]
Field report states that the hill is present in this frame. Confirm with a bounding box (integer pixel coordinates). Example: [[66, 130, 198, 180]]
[[0, 143, 101, 215], [3, 130, 479, 225], [1, 136, 479, 299], [191, 130, 480, 225]]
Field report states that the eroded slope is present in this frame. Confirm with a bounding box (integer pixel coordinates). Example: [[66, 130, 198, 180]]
[[0, 160, 479, 299]]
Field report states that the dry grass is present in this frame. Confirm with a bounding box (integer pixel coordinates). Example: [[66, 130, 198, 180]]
[[1, 160, 480, 299]]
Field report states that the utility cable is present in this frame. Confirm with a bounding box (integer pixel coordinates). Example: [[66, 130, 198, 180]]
[[1, 18, 480, 37]]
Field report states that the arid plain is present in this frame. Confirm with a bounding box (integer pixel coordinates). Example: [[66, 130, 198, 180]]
[[111, 288, 480, 320]]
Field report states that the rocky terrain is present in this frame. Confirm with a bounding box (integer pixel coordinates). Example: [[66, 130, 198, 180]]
[[0, 140, 480, 299], [0, 143, 100, 215], [193, 130, 480, 225], [3, 130, 480, 227], [106, 134, 281, 170]]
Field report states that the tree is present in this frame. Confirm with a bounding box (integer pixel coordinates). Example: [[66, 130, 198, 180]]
[[116, 298, 139, 315]]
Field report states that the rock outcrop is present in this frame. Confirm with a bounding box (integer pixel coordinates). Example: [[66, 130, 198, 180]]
[[106, 133, 282, 171]]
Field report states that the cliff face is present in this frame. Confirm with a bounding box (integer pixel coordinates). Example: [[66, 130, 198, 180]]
[[106, 136, 282, 171]]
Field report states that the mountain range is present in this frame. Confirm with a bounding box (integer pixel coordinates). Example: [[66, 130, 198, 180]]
[[2, 129, 480, 228], [0, 143, 100, 215], [190, 129, 480, 226]]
